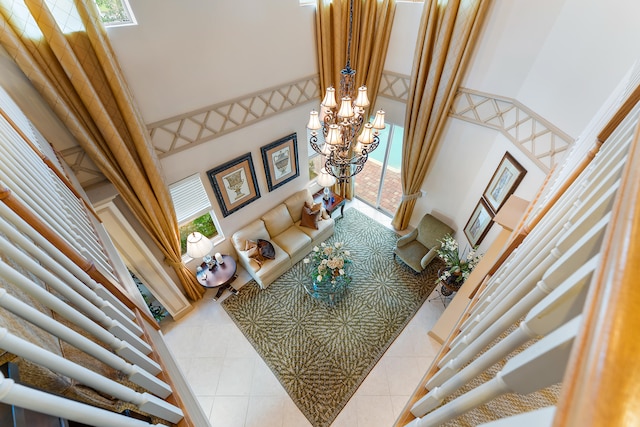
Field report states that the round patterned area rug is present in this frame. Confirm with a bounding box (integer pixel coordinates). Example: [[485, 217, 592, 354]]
[[222, 208, 442, 427]]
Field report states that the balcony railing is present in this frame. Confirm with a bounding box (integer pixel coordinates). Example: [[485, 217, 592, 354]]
[[395, 65, 640, 427], [0, 87, 194, 425]]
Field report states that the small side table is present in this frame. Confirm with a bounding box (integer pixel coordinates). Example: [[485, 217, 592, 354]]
[[196, 255, 238, 300], [313, 190, 346, 219]]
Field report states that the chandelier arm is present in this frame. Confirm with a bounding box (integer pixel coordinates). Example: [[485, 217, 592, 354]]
[[309, 134, 324, 156], [362, 134, 380, 155]]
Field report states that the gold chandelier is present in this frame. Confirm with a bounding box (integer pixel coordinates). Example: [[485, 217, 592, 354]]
[[306, 0, 385, 183]]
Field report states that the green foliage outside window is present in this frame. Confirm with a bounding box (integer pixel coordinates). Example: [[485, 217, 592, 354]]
[[309, 156, 325, 180], [95, 0, 132, 25], [309, 159, 318, 180], [179, 213, 217, 255]]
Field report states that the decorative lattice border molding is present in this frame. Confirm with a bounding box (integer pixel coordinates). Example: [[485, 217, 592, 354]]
[[450, 88, 574, 172], [58, 145, 107, 188], [378, 71, 411, 102], [68, 72, 573, 186], [147, 75, 320, 158]]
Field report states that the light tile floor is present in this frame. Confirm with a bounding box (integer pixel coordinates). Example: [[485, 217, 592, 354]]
[[161, 199, 446, 427]]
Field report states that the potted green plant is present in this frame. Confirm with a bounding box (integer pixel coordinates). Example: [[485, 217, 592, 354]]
[[435, 234, 482, 295]]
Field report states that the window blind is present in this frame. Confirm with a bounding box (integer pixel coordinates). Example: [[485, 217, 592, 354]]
[[168, 174, 211, 224]]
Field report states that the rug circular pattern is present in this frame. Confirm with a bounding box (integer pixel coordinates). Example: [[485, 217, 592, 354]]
[[222, 208, 442, 427]]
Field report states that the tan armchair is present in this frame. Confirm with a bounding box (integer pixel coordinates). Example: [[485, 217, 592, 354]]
[[393, 213, 453, 273]]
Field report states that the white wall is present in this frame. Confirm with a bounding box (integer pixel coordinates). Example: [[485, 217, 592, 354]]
[[384, 2, 424, 76], [407, 0, 640, 253], [160, 105, 312, 264], [515, 0, 640, 137], [102, 0, 319, 266], [105, 0, 640, 258], [107, 0, 317, 124], [4, 0, 640, 261]]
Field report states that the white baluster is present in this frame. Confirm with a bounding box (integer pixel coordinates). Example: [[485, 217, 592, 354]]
[[0, 371, 169, 427], [418, 256, 598, 414], [410, 316, 581, 426], [477, 406, 555, 427], [0, 215, 147, 348], [0, 203, 140, 334], [0, 288, 171, 398], [0, 259, 160, 375], [0, 329, 182, 423], [439, 208, 610, 380]]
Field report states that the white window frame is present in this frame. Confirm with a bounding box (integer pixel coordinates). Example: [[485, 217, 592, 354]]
[[168, 174, 224, 258], [95, 0, 137, 27]]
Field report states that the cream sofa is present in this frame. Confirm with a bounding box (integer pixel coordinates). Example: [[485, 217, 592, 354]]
[[232, 188, 335, 289]]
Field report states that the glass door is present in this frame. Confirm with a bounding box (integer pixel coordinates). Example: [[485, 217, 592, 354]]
[[354, 123, 403, 215]]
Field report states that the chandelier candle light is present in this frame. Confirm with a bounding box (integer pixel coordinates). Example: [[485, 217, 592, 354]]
[[307, 0, 385, 183]]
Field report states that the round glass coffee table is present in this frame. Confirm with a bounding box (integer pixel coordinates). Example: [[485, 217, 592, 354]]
[[196, 254, 238, 300]]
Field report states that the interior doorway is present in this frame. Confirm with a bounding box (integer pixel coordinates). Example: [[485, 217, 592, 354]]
[[354, 123, 404, 215]]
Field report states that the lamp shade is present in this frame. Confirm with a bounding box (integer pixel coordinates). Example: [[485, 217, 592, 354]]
[[321, 87, 337, 108], [186, 232, 213, 259], [325, 124, 342, 146], [354, 86, 370, 108], [337, 97, 354, 118], [372, 110, 386, 130], [320, 142, 333, 156], [357, 123, 374, 144], [307, 110, 322, 130], [317, 168, 337, 188]]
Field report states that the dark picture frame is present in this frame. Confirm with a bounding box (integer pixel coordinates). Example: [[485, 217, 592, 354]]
[[207, 153, 260, 217], [260, 133, 299, 192], [482, 152, 527, 214], [464, 199, 494, 247]]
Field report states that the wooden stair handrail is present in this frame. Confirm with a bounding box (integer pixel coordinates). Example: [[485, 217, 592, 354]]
[[0, 187, 159, 329], [553, 111, 640, 427]]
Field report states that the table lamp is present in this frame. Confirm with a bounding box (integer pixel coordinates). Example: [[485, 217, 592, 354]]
[[316, 168, 337, 201], [186, 232, 214, 268]]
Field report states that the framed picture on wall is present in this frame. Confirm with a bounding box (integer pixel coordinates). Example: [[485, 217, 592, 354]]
[[464, 199, 494, 247], [261, 133, 299, 191], [482, 152, 527, 214], [207, 153, 261, 217]]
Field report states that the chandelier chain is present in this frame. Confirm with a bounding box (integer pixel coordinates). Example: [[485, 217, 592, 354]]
[[345, 0, 354, 71]]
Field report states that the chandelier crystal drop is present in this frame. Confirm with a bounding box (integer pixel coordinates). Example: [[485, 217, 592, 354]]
[[307, 0, 385, 183]]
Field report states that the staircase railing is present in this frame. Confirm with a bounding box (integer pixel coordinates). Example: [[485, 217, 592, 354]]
[[395, 66, 640, 427], [0, 87, 196, 425]]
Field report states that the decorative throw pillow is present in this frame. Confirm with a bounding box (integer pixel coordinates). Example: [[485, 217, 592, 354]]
[[244, 239, 257, 251], [257, 239, 276, 259], [306, 199, 330, 221], [243, 239, 264, 268], [320, 206, 330, 220], [300, 203, 321, 229]]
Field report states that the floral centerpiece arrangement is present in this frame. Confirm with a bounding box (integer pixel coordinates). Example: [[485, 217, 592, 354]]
[[303, 241, 352, 286], [435, 234, 482, 287]]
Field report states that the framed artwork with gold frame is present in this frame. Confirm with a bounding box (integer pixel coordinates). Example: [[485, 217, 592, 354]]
[[207, 153, 260, 217]]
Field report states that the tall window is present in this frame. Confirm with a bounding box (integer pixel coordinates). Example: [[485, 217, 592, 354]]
[[95, 0, 136, 27], [354, 122, 404, 215], [169, 174, 221, 256]]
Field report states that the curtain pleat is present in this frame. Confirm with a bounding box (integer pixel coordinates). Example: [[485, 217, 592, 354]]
[[392, 0, 490, 230], [0, 0, 204, 300], [315, 0, 396, 199]]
